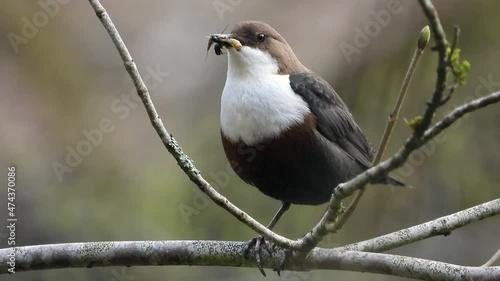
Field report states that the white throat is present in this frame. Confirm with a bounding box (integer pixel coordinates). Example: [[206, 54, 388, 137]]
[[220, 46, 310, 145]]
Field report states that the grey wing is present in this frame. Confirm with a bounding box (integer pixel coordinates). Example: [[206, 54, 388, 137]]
[[289, 72, 375, 168]]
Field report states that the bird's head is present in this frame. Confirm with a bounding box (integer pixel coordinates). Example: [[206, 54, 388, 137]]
[[208, 21, 306, 76]]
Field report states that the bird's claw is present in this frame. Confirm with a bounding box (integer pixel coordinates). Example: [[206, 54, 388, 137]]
[[243, 236, 295, 276], [243, 236, 273, 276], [274, 248, 293, 276]]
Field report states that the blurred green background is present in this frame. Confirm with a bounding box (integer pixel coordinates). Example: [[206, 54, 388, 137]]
[[1, 0, 499, 280]]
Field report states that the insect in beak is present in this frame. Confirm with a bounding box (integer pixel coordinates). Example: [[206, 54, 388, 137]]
[[207, 34, 242, 56]]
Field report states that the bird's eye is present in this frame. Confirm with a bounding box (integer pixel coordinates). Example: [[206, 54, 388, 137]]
[[256, 33, 266, 42]]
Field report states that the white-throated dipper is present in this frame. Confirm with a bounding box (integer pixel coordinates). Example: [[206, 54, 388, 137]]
[[208, 21, 404, 275]]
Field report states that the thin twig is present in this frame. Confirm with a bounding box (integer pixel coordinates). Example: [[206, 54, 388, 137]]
[[440, 84, 457, 106], [87, 0, 301, 250], [374, 26, 430, 164], [446, 25, 461, 68], [328, 188, 364, 233], [483, 248, 500, 267], [421, 91, 500, 142], [440, 25, 461, 106], [330, 26, 431, 233]]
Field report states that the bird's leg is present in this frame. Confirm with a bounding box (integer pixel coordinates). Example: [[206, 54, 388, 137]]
[[244, 202, 291, 276]]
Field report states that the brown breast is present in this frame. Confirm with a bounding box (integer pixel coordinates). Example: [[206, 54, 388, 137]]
[[221, 113, 338, 204]]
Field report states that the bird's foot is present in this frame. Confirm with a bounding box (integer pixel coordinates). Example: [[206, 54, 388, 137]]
[[243, 236, 273, 276]]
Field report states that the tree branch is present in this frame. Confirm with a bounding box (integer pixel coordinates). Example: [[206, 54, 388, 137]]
[[422, 91, 500, 143], [82, 0, 500, 279], [2, 200, 498, 278], [339, 199, 500, 252], [311, 248, 500, 281], [2, 241, 499, 280]]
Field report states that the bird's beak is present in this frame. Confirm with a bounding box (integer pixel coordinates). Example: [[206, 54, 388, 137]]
[[207, 33, 242, 55]]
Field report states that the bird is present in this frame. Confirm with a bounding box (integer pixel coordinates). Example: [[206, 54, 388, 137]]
[[208, 20, 404, 275]]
